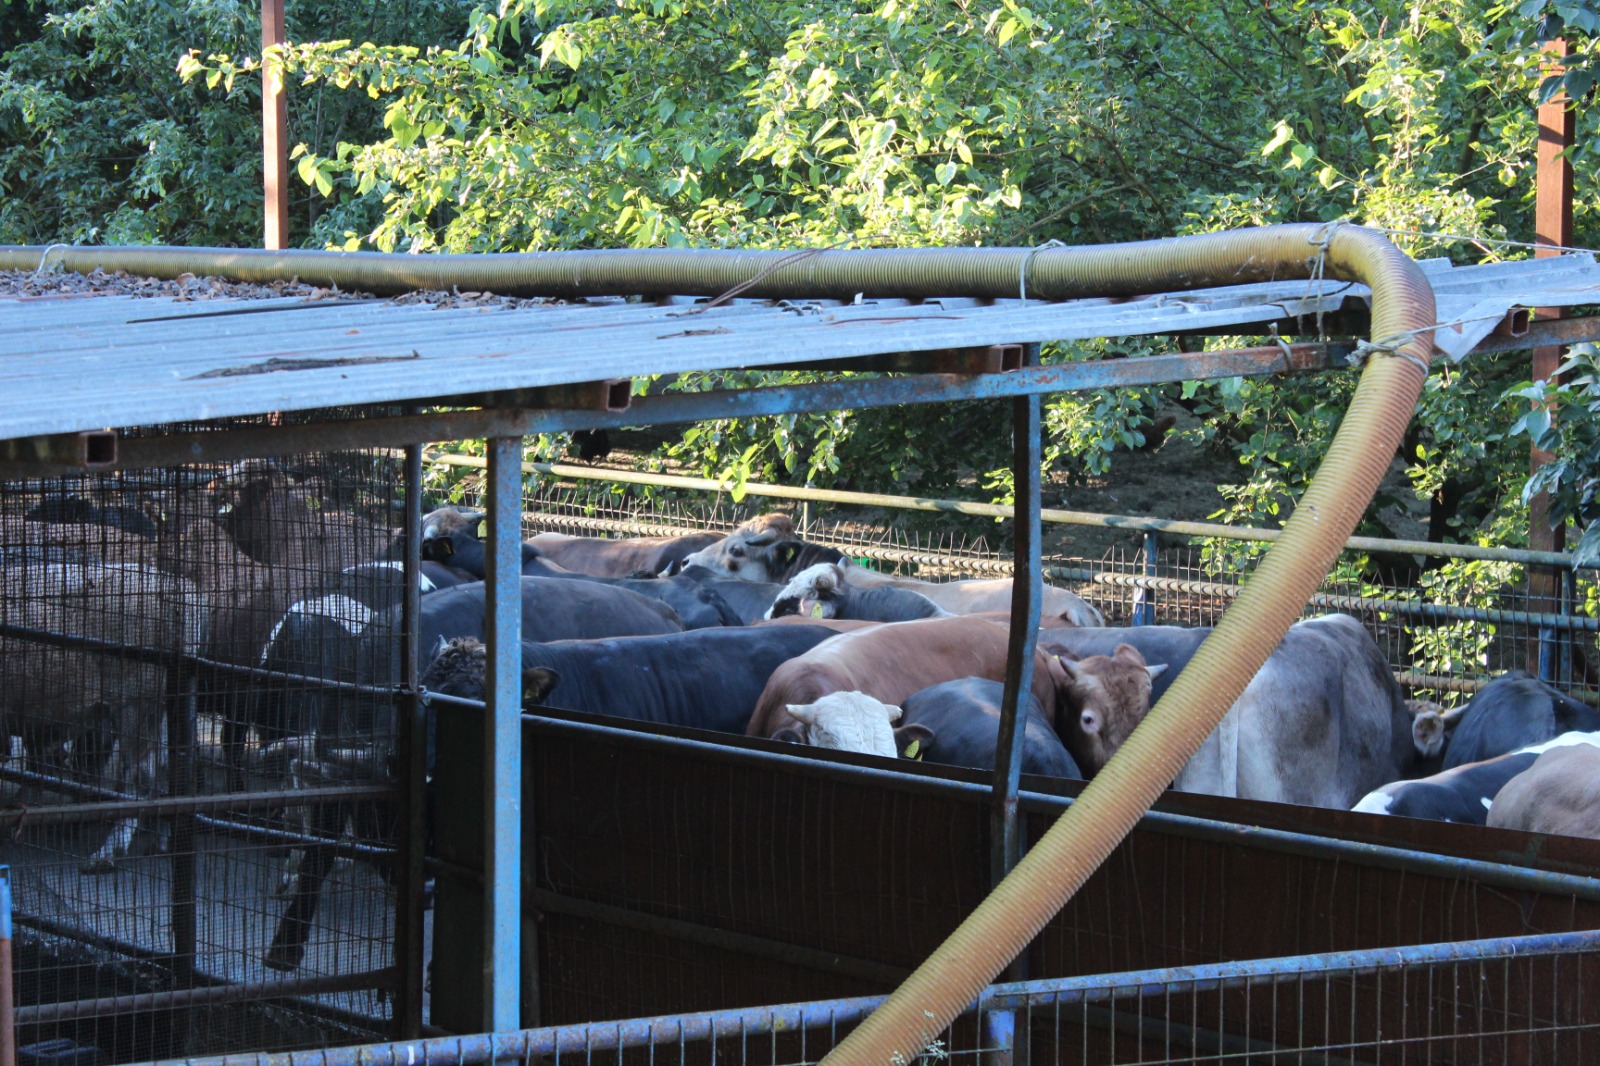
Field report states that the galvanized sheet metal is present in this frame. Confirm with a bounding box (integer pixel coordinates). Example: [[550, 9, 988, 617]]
[[3, 255, 1599, 440]]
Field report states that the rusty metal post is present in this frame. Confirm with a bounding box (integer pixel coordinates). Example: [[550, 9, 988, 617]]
[[262, 0, 289, 249], [392, 442, 426, 1037], [987, 342, 1041, 1066], [1529, 38, 1574, 677], [483, 436, 525, 1030]]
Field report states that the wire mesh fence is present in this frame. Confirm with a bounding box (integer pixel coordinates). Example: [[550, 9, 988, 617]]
[[0, 441, 411, 1063], [488, 470, 1599, 706]]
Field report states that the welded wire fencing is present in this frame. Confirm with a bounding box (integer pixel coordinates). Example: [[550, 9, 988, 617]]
[[0, 439, 413, 1063], [451, 459, 1599, 705]]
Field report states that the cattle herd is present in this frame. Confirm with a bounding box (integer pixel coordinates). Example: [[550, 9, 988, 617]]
[[4, 459, 1600, 901]]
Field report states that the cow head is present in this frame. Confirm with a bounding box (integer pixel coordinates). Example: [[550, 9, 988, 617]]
[[420, 506, 486, 563], [678, 513, 800, 581], [765, 562, 847, 620], [1406, 698, 1465, 763], [420, 635, 487, 700], [1051, 644, 1167, 774], [772, 691, 902, 758]]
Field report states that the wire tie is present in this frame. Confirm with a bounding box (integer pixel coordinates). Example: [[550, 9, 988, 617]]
[[1349, 338, 1431, 376], [31, 243, 72, 281], [1019, 239, 1065, 305]]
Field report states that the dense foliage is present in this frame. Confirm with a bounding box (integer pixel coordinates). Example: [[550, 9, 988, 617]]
[[5, 0, 1600, 576]]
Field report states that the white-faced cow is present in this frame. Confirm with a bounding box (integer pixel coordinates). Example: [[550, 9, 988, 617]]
[[745, 615, 1062, 741], [684, 514, 1102, 626], [765, 563, 949, 623]]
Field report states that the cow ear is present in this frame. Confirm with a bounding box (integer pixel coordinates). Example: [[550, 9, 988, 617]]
[[894, 723, 935, 759], [770, 726, 804, 744], [1112, 642, 1149, 667], [773, 541, 800, 567], [1440, 705, 1467, 727], [522, 667, 559, 706]]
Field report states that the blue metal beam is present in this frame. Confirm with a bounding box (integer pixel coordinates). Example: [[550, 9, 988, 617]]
[[483, 436, 524, 1029]]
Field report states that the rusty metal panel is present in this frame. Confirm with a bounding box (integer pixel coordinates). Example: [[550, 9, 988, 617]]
[[519, 712, 1600, 1038]]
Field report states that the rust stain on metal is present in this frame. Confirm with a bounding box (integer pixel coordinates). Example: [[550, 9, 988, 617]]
[[657, 327, 734, 339], [187, 351, 422, 379]]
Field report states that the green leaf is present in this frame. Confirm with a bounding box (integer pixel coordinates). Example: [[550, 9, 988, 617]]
[[1261, 121, 1294, 157], [934, 161, 957, 185]]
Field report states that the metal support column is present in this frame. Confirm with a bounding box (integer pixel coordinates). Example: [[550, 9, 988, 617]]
[[483, 436, 525, 1031], [393, 443, 427, 1037], [986, 343, 1042, 1066]]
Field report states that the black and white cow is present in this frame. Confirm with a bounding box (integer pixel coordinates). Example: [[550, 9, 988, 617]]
[[1354, 730, 1600, 825]]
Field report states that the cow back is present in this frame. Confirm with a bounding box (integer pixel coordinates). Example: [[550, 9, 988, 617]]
[[1441, 671, 1600, 769], [523, 624, 840, 733]]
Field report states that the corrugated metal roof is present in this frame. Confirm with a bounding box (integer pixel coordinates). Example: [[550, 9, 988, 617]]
[[3, 254, 1599, 440]]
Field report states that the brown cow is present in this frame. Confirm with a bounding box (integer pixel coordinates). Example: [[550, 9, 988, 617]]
[[1486, 739, 1600, 837], [746, 615, 1060, 740], [527, 529, 725, 578]]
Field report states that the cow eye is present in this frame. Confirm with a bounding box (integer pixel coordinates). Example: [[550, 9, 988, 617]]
[[1080, 710, 1100, 734], [730, 547, 744, 558]]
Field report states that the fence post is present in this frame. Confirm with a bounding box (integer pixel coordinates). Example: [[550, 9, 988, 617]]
[[393, 442, 427, 1037], [0, 865, 12, 1066], [484, 436, 525, 1030], [1133, 530, 1160, 625], [987, 342, 1042, 1066]]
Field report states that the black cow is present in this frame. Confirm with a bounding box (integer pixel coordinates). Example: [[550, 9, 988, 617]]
[[416, 506, 569, 579], [1355, 731, 1600, 825], [537, 569, 745, 629], [893, 677, 1081, 779], [423, 625, 842, 734], [1440, 670, 1600, 770]]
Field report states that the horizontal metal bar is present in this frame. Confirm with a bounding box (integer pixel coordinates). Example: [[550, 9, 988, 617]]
[[60, 343, 1350, 475], [1081, 570, 1600, 633], [0, 619, 406, 699], [436, 451, 1592, 570], [139, 928, 1600, 1066], [0, 783, 394, 826], [529, 888, 909, 987], [15, 966, 398, 1027], [982, 928, 1600, 1011], [1469, 312, 1600, 355], [512, 713, 1600, 902], [766, 343, 1025, 374]]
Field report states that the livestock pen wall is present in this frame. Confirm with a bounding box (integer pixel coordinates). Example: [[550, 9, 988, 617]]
[[425, 707, 1600, 1063], [0, 435, 423, 1064]]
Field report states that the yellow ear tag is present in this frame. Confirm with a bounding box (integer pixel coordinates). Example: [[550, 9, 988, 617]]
[[809, 602, 824, 618], [903, 739, 921, 759]]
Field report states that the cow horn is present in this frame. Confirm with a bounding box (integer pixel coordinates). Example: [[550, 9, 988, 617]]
[[785, 704, 819, 725]]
